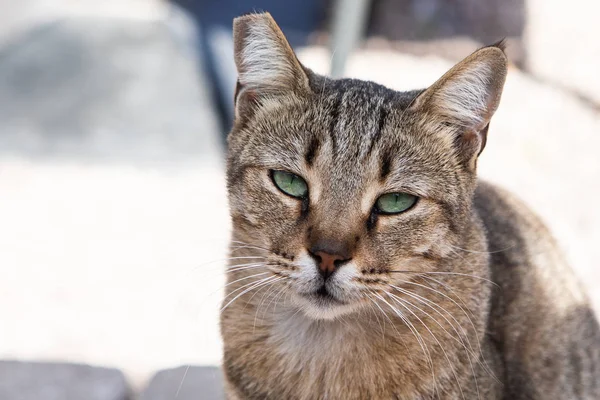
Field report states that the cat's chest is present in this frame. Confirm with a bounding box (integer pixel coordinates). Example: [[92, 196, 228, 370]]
[[268, 314, 361, 369], [235, 314, 434, 399]]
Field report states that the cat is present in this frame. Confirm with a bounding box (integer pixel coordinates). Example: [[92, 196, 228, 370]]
[[220, 12, 600, 400]]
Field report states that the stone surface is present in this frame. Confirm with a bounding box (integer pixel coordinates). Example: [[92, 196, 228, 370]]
[[0, 14, 222, 164], [368, 0, 525, 43], [140, 366, 224, 400], [0, 6, 226, 390], [0, 361, 129, 400], [0, 0, 166, 43]]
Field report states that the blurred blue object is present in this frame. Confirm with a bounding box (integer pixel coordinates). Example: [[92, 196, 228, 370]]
[[171, 0, 322, 135]]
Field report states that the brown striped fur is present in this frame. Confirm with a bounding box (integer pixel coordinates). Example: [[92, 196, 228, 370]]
[[221, 12, 600, 399]]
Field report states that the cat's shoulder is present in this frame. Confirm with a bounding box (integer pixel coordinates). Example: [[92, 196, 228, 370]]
[[473, 179, 562, 274], [474, 179, 549, 244], [474, 179, 588, 315], [474, 182, 600, 399]]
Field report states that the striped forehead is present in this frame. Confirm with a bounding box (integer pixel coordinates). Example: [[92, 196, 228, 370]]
[[305, 79, 419, 180]]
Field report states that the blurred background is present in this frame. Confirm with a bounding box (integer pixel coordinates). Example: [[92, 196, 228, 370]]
[[0, 0, 598, 399]]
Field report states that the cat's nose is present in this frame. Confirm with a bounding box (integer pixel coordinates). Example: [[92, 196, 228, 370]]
[[308, 241, 352, 280]]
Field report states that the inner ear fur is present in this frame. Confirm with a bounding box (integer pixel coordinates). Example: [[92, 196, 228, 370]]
[[232, 12, 311, 123], [410, 43, 508, 166]]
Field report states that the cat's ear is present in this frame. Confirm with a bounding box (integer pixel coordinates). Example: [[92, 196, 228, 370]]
[[233, 12, 310, 122], [410, 43, 508, 167]]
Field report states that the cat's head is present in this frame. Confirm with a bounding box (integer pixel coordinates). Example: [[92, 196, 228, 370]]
[[226, 13, 507, 320]]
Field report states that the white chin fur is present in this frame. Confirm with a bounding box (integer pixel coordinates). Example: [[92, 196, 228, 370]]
[[292, 294, 359, 320]]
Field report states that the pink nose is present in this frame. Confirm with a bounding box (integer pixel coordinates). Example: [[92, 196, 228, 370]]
[[311, 250, 350, 280]]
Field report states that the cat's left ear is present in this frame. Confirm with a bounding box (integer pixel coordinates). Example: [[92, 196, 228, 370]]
[[410, 43, 508, 167], [232, 12, 311, 123]]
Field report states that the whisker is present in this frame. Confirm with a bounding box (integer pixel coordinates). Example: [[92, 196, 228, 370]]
[[253, 280, 283, 332], [230, 240, 272, 252], [226, 261, 263, 268], [195, 262, 267, 286], [368, 290, 401, 337], [366, 298, 386, 340], [230, 245, 270, 253], [389, 284, 474, 354], [221, 274, 273, 303], [221, 276, 282, 313], [227, 263, 267, 273], [371, 292, 437, 394], [416, 275, 479, 321], [196, 269, 269, 309], [174, 365, 190, 399], [390, 270, 499, 288], [191, 256, 268, 274], [388, 289, 480, 399], [367, 291, 412, 356], [387, 293, 466, 400], [447, 243, 515, 255], [393, 279, 480, 353], [392, 279, 500, 385], [222, 272, 271, 293], [268, 283, 289, 315]]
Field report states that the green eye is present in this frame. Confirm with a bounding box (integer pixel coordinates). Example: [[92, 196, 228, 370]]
[[271, 170, 308, 198], [376, 192, 418, 214]]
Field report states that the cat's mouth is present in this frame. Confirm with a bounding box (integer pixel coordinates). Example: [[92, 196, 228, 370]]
[[293, 284, 359, 320], [303, 285, 345, 305]]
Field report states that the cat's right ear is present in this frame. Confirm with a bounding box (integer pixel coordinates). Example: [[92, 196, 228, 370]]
[[232, 13, 310, 123], [409, 43, 508, 168]]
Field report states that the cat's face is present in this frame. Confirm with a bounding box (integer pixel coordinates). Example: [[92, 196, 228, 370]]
[[227, 13, 507, 320]]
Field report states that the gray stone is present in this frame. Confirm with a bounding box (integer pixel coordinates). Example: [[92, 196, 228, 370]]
[[0, 12, 223, 165], [0, 360, 129, 400], [0, 6, 226, 384], [140, 366, 224, 400], [368, 0, 525, 45]]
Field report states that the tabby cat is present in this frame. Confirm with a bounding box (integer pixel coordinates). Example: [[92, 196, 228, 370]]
[[220, 12, 600, 399]]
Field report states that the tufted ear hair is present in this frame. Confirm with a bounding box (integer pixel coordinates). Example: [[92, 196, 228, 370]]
[[410, 42, 508, 168], [232, 12, 310, 123]]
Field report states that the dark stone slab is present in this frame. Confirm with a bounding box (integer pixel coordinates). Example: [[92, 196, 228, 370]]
[[140, 366, 224, 400], [0, 360, 130, 400]]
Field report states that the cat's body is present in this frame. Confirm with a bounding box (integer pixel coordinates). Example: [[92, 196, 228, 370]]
[[221, 13, 600, 399], [477, 183, 600, 399]]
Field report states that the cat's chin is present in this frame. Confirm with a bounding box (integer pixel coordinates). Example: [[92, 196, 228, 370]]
[[292, 292, 360, 320]]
